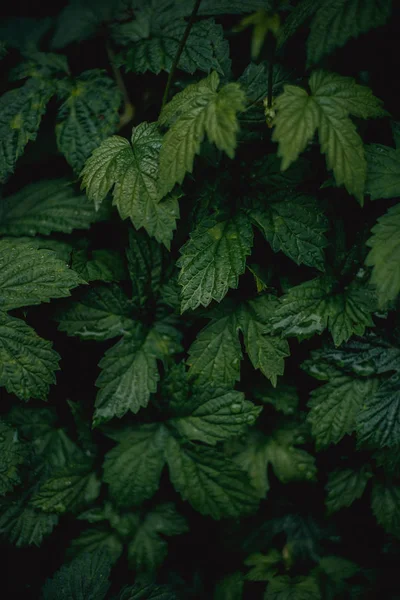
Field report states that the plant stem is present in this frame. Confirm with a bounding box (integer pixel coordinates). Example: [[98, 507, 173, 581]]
[[106, 42, 135, 129], [161, 0, 203, 111]]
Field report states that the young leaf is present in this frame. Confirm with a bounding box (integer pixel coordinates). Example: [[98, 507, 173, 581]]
[[357, 374, 400, 448], [0, 312, 60, 401], [307, 0, 392, 66], [371, 481, 400, 537], [0, 420, 27, 496], [0, 78, 54, 182], [177, 213, 253, 312], [0, 240, 83, 311], [94, 321, 181, 426], [41, 549, 112, 600], [158, 71, 246, 198], [56, 285, 134, 341], [365, 144, 400, 200], [169, 387, 262, 445], [365, 203, 400, 308], [56, 70, 122, 173], [250, 192, 328, 270], [102, 424, 168, 507], [165, 436, 261, 519], [325, 466, 372, 513], [0, 179, 104, 236], [307, 375, 379, 449]]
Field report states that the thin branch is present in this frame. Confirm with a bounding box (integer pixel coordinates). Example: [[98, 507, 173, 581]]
[[161, 0, 203, 111], [106, 42, 135, 130]]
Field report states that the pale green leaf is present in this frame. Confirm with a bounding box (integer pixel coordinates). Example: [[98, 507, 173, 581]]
[[371, 481, 400, 537], [365, 203, 400, 308], [169, 387, 262, 444], [307, 0, 392, 66], [325, 466, 372, 513], [178, 213, 253, 312], [0, 179, 104, 236], [0, 78, 54, 182], [165, 436, 260, 519], [56, 70, 121, 173], [307, 375, 379, 449], [102, 424, 168, 507], [0, 240, 83, 311], [365, 144, 400, 200], [0, 420, 27, 495], [250, 193, 328, 270], [0, 312, 60, 401], [357, 373, 400, 447], [56, 285, 133, 341]]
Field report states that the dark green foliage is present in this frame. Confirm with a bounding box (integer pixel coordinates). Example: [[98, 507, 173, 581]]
[[1, 1, 400, 598]]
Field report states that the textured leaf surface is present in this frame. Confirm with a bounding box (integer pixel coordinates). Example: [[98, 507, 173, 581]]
[[0, 240, 83, 311], [170, 388, 262, 444], [115, 582, 177, 600], [365, 144, 400, 200], [158, 72, 245, 198], [307, 376, 379, 449], [307, 0, 392, 66], [0, 179, 102, 236], [69, 526, 123, 565], [0, 78, 53, 182], [325, 466, 372, 513], [165, 437, 260, 519], [250, 193, 328, 270], [56, 285, 133, 341], [0, 312, 60, 401], [365, 203, 400, 308], [103, 424, 167, 507], [178, 213, 253, 312], [56, 70, 121, 173], [0, 499, 58, 547], [71, 248, 126, 284], [371, 482, 400, 537], [41, 549, 112, 600], [0, 420, 27, 495], [126, 228, 163, 308], [357, 374, 400, 447]]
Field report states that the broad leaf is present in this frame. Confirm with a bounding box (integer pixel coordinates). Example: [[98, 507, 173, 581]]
[[365, 203, 400, 308], [307, 375, 379, 449], [0, 498, 58, 547], [0, 240, 83, 311], [325, 466, 372, 513], [165, 436, 261, 519], [102, 424, 168, 507], [177, 213, 253, 312], [357, 374, 400, 447], [0, 312, 60, 401], [158, 71, 246, 198], [69, 526, 123, 565], [365, 144, 400, 200], [56, 285, 133, 341]]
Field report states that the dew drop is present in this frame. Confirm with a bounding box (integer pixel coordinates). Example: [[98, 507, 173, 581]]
[[230, 403, 242, 414]]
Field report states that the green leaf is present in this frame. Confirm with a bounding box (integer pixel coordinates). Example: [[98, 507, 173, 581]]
[[250, 193, 328, 270], [94, 320, 181, 425], [41, 549, 112, 600], [169, 387, 262, 445], [214, 572, 245, 600], [124, 19, 230, 77], [81, 122, 179, 248], [277, 0, 319, 49], [0, 17, 53, 51], [177, 213, 253, 312], [0, 312, 60, 401], [127, 503, 188, 572], [256, 383, 299, 416], [365, 144, 400, 200], [115, 582, 177, 600], [158, 71, 245, 198], [0, 498, 58, 547], [32, 463, 100, 514], [56, 70, 121, 173], [126, 228, 163, 307], [187, 312, 242, 388], [0, 420, 27, 495], [365, 203, 400, 308], [357, 374, 400, 448], [307, 375, 379, 449], [245, 550, 281, 582], [56, 285, 133, 341], [69, 526, 123, 565], [238, 295, 290, 386], [0, 78, 54, 182], [102, 424, 168, 507], [71, 248, 126, 283], [165, 436, 260, 519], [325, 466, 372, 513], [265, 575, 321, 600], [371, 481, 400, 537], [307, 0, 392, 66], [271, 277, 376, 346], [0, 240, 83, 311], [0, 179, 104, 236]]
